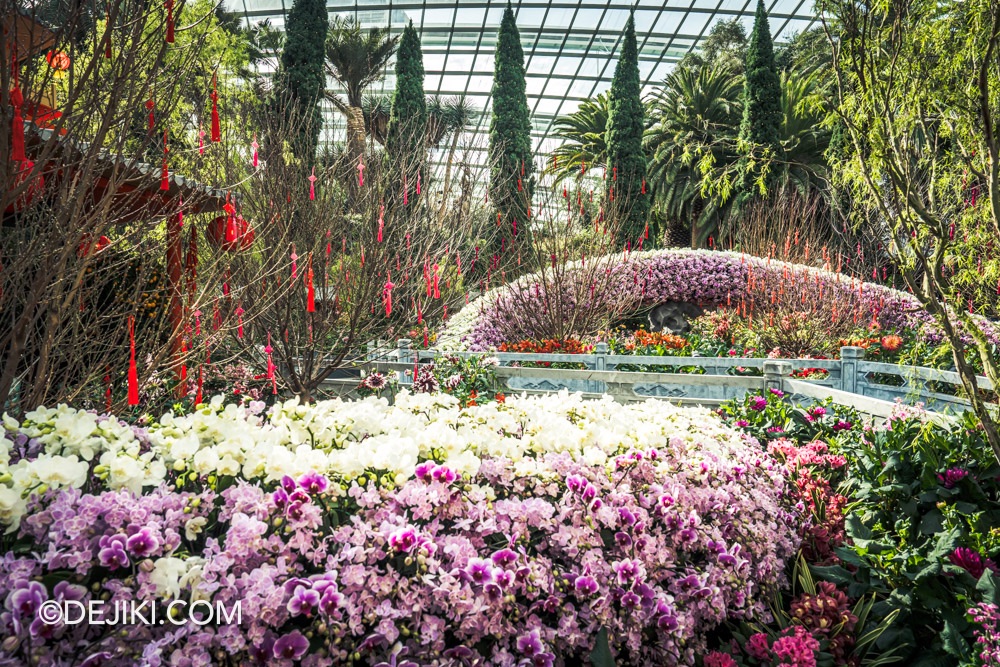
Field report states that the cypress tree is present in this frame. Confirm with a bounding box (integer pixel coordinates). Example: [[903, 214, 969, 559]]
[[275, 0, 328, 166], [737, 0, 783, 196], [489, 3, 534, 265], [605, 10, 649, 249], [386, 21, 427, 205]]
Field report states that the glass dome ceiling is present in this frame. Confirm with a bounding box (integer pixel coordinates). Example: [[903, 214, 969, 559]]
[[226, 0, 819, 166]]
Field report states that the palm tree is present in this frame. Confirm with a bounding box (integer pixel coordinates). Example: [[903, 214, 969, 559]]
[[645, 64, 742, 247], [776, 71, 830, 198], [435, 96, 478, 222], [324, 17, 399, 166], [546, 92, 611, 181]]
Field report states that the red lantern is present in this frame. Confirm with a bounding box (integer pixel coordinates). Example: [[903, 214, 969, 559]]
[[206, 214, 254, 251], [77, 234, 111, 257], [45, 50, 71, 72], [4, 160, 45, 214]]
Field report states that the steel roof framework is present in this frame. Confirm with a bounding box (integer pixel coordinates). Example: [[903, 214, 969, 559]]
[[227, 0, 818, 173]]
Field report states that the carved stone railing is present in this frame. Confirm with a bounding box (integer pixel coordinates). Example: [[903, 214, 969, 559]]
[[346, 340, 993, 420]]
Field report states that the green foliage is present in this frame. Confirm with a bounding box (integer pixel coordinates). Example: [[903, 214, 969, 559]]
[[385, 21, 427, 203], [489, 3, 534, 263], [431, 354, 501, 407], [736, 0, 784, 199], [274, 0, 328, 165], [325, 18, 399, 108], [645, 64, 742, 246], [718, 390, 860, 444], [811, 412, 1000, 664], [677, 18, 748, 74], [605, 11, 650, 249], [547, 93, 610, 181]]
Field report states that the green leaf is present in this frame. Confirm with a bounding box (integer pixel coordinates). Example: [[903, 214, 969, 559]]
[[940, 620, 971, 660], [590, 627, 615, 667], [918, 510, 943, 535], [978, 569, 1000, 606]]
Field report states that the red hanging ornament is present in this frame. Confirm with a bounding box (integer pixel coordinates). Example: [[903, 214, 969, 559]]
[[236, 304, 244, 338], [104, 370, 112, 413], [306, 254, 316, 313], [265, 333, 277, 394], [127, 316, 139, 406], [403, 173, 408, 206], [160, 131, 170, 191], [433, 264, 441, 299], [383, 275, 394, 316], [195, 365, 203, 405], [416, 171, 421, 195], [251, 135, 259, 168], [165, 0, 175, 43], [198, 124, 205, 155], [308, 167, 317, 200], [290, 245, 298, 280], [357, 156, 365, 187], [210, 75, 221, 142], [377, 203, 385, 243]]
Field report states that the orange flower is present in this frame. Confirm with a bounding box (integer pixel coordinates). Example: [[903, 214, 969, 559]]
[[880, 334, 903, 353], [495, 392, 505, 403]]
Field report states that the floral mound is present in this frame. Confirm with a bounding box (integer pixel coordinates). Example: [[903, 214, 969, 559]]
[[440, 249, 933, 351], [0, 393, 802, 666]]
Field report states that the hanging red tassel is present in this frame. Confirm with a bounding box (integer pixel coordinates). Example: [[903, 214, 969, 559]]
[[358, 156, 365, 187], [198, 124, 205, 155], [306, 254, 316, 313], [403, 173, 408, 206], [165, 0, 175, 43], [377, 203, 385, 242], [104, 371, 112, 413], [433, 264, 441, 299], [160, 131, 169, 191], [308, 167, 316, 200], [127, 316, 139, 405], [194, 364, 203, 405], [641, 179, 646, 194], [265, 333, 277, 394], [145, 96, 155, 132], [251, 135, 259, 168], [383, 274, 394, 316], [236, 304, 244, 338], [210, 75, 221, 142], [416, 171, 421, 195], [290, 244, 298, 280]]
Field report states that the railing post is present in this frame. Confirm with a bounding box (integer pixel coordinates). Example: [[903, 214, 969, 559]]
[[594, 342, 608, 394], [397, 338, 412, 386], [762, 360, 791, 395], [839, 346, 864, 394]]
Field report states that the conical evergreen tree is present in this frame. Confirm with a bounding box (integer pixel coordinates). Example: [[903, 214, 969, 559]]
[[737, 0, 783, 196], [605, 10, 649, 249], [488, 3, 534, 267], [274, 0, 328, 166], [386, 21, 427, 206]]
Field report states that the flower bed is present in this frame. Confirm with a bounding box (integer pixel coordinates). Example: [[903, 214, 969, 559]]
[[439, 249, 984, 352], [0, 393, 802, 666]]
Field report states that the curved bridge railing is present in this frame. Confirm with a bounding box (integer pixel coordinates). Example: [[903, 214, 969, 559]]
[[354, 339, 992, 421]]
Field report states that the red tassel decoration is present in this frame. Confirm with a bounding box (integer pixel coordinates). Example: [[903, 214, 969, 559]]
[[377, 203, 385, 242], [145, 96, 155, 132], [383, 275, 394, 316], [290, 245, 298, 280], [165, 0, 175, 43], [358, 157, 365, 187], [306, 254, 316, 313], [308, 167, 316, 200], [265, 333, 277, 394], [423, 329, 429, 348], [210, 76, 221, 142], [9, 59, 25, 162], [195, 365, 203, 405], [251, 135, 259, 168], [160, 131, 169, 191], [433, 264, 441, 299], [198, 124, 205, 155], [403, 173, 408, 206], [236, 304, 244, 338], [104, 371, 112, 413], [416, 171, 421, 195], [127, 316, 139, 405]]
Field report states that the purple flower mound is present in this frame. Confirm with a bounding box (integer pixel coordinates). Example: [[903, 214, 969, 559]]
[[0, 428, 802, 665], [440, 249, 994, 351]]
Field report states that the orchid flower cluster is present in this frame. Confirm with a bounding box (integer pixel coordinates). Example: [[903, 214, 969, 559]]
[[0, 391, 803, 665]]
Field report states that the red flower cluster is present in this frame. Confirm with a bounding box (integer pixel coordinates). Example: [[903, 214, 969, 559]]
[[790, 582, 859, 664], [498, 339, 592, 367]]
